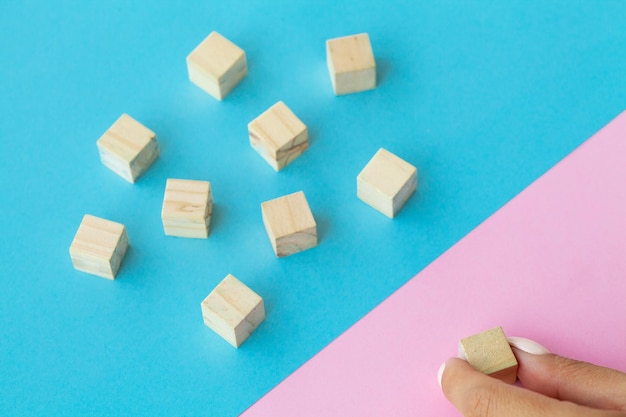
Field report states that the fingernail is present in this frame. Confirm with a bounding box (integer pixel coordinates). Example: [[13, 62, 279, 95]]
[[437, 361, 446, 387], [508, 336, 550, 355]]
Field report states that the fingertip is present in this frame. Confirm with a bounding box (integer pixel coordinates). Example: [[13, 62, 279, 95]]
[[440, 357, 513, 415], [508, 336, 550, 355], [437, 358, 460, 387], [439, 358, 475, 394]]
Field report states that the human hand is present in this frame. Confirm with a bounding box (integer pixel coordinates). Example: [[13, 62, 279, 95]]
[[439, 337, 626, 416]]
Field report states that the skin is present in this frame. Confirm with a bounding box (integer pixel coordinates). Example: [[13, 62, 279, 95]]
[[441, 348, 626, 417]]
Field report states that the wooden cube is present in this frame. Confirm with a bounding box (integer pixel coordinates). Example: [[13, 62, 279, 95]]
[[261, 191, 317, 257], [96, 113, 160, 183], [458, 326, 519, 384], [161, 179, 213, 239], [326, 33, 376, 95], [357, 148, 417, 218], [201, 274, 265, 348], [186, 31, 247, 100], [248, 101, 309, 171], [69, 214, 129, 280]]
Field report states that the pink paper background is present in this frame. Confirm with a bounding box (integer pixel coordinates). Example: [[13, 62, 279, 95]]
[[242, 111, 626, 416]]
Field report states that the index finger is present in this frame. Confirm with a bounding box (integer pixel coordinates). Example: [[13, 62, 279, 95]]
[[513, 348, 626, 412]]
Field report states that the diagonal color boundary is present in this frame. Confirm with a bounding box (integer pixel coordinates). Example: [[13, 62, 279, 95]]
[[242, 110, 626, 416]]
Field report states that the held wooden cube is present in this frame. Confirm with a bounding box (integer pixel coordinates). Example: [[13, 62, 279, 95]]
[[458, 326, 519, 384], [261, 191, 317, 257], [201, 274, 265, 348], [161, 179, 213, 239], [69, 214, 129, 280], [326, 33, 376, 95], [248, 101, 309, 171], [96, 113, 160, 183], [186, 31, 247, 100], [357, 148, 417, 218]]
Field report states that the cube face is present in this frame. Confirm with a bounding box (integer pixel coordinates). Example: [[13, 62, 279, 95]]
[[248, 101, 309, 171], [96, 113, 160, 183], [201, 274, 265, 348], [161, 179, 213, 239], [459, 326, 519, 384], [187, 31, 247, 100], [69, 214, 129, 280], [326, 33, 376, 95], [261, 191, 317, 257], [357, 148, 417, 218]]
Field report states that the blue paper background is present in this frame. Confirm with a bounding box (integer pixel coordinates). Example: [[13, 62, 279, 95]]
[[1, 1, 625, 416]]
